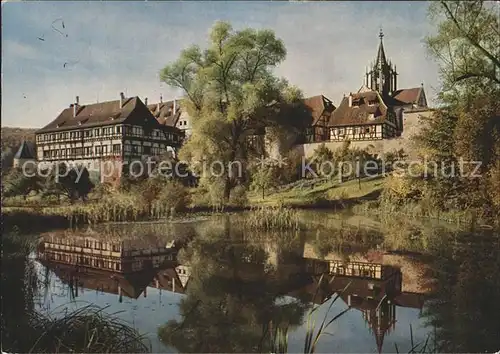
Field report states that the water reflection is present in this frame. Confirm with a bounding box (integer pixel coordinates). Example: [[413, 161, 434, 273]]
[[34, 219, 431, 353]]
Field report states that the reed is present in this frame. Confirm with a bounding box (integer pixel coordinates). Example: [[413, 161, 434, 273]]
[[244, 205, 302, 231], [269, 274, 352, 354], [26, 304, 150, 353]]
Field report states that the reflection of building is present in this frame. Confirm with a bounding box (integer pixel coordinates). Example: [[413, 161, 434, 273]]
[[39, 233, 177, 273], [40, 261, 156, 302], [152, 266, 191, 294], [291, 258, 426, 353]]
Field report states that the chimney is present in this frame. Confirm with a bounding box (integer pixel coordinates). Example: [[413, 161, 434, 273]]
[[173, 99, 177, 114], [73, 96, 79, 117], [119, 92, 125, 109], [348, 93, 353, 107], [144, 97, 148, 106]]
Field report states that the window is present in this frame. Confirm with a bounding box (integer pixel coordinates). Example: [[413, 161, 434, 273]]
[[84, 147, 92, 156], [84, 130, 92, 138], [116, 126, 122, 134], [95, 128, 100, 137], [102, 145, 108, 154], [112, 144, 121, 154], [95, 146, 102, 155]]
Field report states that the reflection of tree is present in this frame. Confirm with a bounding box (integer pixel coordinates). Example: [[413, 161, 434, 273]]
[[1, 234, 40, 352], [423, 229, 500, 353], [158, 219, 308, 352]]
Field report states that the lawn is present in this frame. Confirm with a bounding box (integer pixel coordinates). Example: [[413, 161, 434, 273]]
[[248, 175, 386, 207]]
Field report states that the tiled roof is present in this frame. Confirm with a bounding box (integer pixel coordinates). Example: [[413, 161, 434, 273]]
[[147, 99, 182, 127], [36, 97, 159, 133], [392, 87, 422, 105], [328, 90, 388, 127], [302, 95, 336, 126]]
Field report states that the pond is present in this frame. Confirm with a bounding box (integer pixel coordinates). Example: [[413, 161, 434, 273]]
[[3, 211, 500, 353]]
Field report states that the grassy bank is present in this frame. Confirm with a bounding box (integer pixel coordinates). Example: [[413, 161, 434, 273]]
[[248, 175, 385, 208]]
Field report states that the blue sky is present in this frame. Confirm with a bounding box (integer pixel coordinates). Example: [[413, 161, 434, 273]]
[[2, 1, 440, 128]]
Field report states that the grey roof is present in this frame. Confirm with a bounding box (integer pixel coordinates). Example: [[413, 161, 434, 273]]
[[14, 140, 35, 159]]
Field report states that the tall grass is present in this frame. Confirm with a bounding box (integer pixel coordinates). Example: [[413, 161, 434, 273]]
[[269, 274, 352, 353], [27, 304, 150, 353], [244, 205, 302, 231], [268, 275, 437, 354]]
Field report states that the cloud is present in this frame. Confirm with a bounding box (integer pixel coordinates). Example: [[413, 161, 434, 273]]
[[1, 1, 441, 128]]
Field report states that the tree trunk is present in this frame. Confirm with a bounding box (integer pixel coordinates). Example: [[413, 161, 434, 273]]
[[224, 174, 231, 202]]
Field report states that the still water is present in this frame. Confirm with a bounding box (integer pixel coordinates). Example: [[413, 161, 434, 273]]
[[5, 212, 500, 353]]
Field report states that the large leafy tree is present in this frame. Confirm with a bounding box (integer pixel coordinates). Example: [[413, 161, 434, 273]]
[[160, 21, 304, 202], [417, 0, 500, 216], [426, 0, 500, 103]]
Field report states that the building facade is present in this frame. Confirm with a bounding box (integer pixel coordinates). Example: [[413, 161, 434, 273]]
[[303, 29, 430, 144], [147, 97, 192, 138], [35, 93, 184, 183]]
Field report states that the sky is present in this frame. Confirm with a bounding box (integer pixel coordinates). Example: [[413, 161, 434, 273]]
[[2, 1, 441, 128]]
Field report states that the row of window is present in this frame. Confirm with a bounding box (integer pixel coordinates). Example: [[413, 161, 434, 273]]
[[37, 125, 181, 143], [48, 252, 122, 271], [42, 144, 122, 159], [47, 238, 121, 252], [37, 126, 122, 142], [331, 126, 376, 136], [41, 144, 169, 160]]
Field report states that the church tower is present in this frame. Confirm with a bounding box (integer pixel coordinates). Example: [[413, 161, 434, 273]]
[[365, 29, 398, 97]]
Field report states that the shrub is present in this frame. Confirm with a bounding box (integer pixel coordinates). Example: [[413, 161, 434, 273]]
[[229, 184, 248, 207]]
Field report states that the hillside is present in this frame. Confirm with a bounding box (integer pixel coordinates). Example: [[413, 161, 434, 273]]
[[1, 127, 37, 167]]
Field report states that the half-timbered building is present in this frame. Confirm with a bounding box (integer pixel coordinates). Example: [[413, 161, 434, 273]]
[[35, 93, 184, 182]]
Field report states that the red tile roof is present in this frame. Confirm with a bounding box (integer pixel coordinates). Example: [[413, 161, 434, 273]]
[[328, 90, 388, 127], [147, 99, 182, 127], [303, 95, 336, 126], [36, 97, 178, 134], [392, 87, 422, 105]]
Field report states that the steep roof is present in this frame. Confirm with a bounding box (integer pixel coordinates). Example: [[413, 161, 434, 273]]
[[36, 97, 163, 133], [302, 95, 336, 126], [328, 90, 389, 127], [13, 140, 35, 159], [392, 87, 423, 105], [147, 99, 182, 127]]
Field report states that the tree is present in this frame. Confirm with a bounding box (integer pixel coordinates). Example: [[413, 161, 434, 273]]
[[415, 0, 500, 216], [160, 21, 303, 202], [41, 164, 95, 202], [2, 168, 41, 199], [426, 0, 500, 104], [250, 158, 277, 200], [311, 143, 335, 178]]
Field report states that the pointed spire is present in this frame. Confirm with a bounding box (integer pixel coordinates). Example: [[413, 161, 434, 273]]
[[376, 28, 387, 67]]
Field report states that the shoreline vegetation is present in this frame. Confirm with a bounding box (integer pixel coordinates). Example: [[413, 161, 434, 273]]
[[2, 172, 496, 234]]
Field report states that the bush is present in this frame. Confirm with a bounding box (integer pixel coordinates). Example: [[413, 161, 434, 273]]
[[229, 184, 248, 207], [153, 181, 189, 217]]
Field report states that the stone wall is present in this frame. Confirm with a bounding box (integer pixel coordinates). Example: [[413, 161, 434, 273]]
[[294, 109, 433, 160]]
